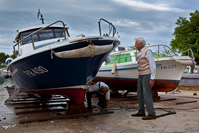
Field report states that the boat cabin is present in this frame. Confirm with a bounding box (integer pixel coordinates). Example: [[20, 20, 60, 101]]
[[14, 22, 70, 56]]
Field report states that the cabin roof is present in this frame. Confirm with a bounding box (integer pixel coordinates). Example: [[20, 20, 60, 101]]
[[15, 24, 69, 41], [17, 24, 68, 33]]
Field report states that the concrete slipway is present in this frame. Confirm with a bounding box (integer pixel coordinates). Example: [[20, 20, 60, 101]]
[[0, 80, 199, 133]]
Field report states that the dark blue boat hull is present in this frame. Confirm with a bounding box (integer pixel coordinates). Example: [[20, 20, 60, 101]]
[[9, 39, 119, 104]]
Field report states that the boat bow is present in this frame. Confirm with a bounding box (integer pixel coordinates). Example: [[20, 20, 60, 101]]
[[172, 56, 196, 66]]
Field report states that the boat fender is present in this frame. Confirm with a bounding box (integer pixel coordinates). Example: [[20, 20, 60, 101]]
[[50, 44, 113, 59], [105, 56, 111, 63], [4, 74, 10, 79], [5, 58, 13, 65], [112, 62, 116, 74]]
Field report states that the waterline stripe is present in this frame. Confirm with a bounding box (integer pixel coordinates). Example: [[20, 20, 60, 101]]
[[96, 76, 180, 82], [99, 64, 161, 72]]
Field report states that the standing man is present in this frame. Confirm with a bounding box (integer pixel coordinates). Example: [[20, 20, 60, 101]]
[[131, 37, 156, 120], [86, 81, 110, 112]]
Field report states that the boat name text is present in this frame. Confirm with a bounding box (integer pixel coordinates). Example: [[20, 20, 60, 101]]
[[23, 66, 48, 77], [161, 64, 176, 70]]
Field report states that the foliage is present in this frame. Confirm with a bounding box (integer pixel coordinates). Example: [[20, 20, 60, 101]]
[[0, 51, 16, 67], [171, 10, 199, 63], [129, 46, 136, 50], [0, 52, 9, 65], [159, 47, 173, 57], [159, 47, 178, 57], [11, 50, 18, 59]]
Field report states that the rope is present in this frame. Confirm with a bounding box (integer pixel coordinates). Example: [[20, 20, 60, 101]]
[[49, 47, 54, 59], [88, 39, 95, 57]]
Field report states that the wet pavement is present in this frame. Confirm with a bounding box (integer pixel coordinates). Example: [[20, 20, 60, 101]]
[[1, 80, 199, 133]]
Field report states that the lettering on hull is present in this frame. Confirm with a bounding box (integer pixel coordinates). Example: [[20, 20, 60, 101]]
[[23, 66, 48, 77], [161, 64, 176, 70]]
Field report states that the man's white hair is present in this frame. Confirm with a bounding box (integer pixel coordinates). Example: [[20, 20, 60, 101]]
[[135, 37, 146, 46]]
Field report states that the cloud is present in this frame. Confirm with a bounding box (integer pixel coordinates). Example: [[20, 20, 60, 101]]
[[113, 19, 141, 27], [111, 18, 174, 34], [0, 35, 13, 54], [112, 0, 185, 12], [0, 35, 9, 44], [0, 45, 12, 49], [139, 22, 174, 33]]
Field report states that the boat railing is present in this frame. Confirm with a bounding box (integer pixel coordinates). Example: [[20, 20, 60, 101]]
[[105, 44, 195, 65], [181, 48, 195, 58], [148, 44, 195, 59], [13, 20, 69, 56], [147, 44, 178, 59], [98, 18, 116, 37]]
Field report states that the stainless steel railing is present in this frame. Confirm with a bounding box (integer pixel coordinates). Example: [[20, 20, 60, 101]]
[[181, 48, 195, 58], [13, 20, 69, 56], [98, 18, 116, 37]]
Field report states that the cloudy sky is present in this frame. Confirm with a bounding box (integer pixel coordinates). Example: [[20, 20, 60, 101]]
[[0, 0, 198, 54]]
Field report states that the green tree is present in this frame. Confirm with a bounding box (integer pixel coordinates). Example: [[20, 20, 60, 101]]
[[170, 10, 199, 63], [11, 50, 18, 59], [129, 46, 136, 50], [0, 52, 9, 65]]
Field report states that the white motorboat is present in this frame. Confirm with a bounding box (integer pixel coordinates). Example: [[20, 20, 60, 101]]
[[7, 18, 120, 104], [94, 45, 195, 93]]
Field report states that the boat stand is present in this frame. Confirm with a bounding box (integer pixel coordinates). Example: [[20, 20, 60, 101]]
[[152, 91, 161, 102], [5, 86, 21, 105], [4, 86, 114, 124]]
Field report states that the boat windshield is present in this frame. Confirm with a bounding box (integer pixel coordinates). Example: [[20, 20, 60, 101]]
[[54, 29, 65, 38], [39, 29, 54, 41], [21, 28, 65, 45], [21, 32, 38, 44]]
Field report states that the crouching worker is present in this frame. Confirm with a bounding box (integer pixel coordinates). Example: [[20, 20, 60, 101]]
[[86, 81, 110, 112]]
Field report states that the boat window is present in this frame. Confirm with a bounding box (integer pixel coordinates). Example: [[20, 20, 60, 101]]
[[54, 29, 64, 38], [20, 28, 65, 45], [21, 32, 38, 45], [39, 29, 54, 41]]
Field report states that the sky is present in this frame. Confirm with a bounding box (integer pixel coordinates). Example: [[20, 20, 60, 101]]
[[0, 0, 198, 55]]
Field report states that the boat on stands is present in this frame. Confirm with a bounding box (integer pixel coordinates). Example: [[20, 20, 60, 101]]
[[7, 18, 120, 104], [94, 45, 195, 93]]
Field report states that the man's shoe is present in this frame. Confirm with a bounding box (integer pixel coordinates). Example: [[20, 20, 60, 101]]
[[131, 112, 145, 117], [142, 115, 156, 120]]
